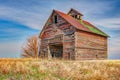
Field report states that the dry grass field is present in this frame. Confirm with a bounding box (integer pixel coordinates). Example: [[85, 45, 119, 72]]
[[0, 58, 120, 80]]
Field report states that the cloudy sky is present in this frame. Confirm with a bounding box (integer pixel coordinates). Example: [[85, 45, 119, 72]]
[[0, 0, 120, 59]]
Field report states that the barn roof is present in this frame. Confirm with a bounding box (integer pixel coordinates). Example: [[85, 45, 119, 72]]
[[54, 10, 90, 32], [54, 10, 109, 37]]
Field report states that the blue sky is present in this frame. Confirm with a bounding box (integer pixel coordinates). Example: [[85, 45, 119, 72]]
[[0, 0, 120, 59]]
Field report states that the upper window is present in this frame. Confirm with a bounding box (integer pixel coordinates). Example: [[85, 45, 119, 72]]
[[54, 15, 58, 23]]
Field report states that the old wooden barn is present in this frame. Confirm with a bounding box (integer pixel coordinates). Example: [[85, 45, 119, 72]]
[[39, 9, 109, 60]]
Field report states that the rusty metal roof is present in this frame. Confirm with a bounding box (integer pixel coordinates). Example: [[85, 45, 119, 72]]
[[54, 10, 90, 32], [54, 10, 109, 37]]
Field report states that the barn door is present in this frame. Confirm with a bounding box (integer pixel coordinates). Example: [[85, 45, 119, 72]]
[[49, 44, 63, 59]]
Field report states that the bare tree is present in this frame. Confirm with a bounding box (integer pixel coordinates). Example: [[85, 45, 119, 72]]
[[22, 36, 40, 58]]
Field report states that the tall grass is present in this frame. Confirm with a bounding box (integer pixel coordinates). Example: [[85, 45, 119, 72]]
[[0, 58, 120, 80]]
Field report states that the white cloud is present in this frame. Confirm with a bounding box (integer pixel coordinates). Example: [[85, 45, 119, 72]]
[[0, 6, 50, 30], [108, 37, 120, 59], [52, 1, 113, 16], [0, 41, 23, 58], [88, 18, 120, 30], [109, 38, 120, 53], [0, 1, 115, 30]]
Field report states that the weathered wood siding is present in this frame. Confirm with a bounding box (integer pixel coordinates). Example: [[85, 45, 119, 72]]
[[40, 12, 76, 59], [63, 34, 75, 60], [75, 30, 107, 60]]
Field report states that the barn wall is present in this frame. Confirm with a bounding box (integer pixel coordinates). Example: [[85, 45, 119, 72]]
[[63, 34, 75, 60], [75, 30, 107, 60], [40, 39, 48, 58], [40, 13, 64, 58], [40, 12, 76, 59]]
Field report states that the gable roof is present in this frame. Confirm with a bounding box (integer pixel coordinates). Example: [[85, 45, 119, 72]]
[[39, 9, 109, 38], [54, 10, 109, 37], [54, 10, 90, 32]]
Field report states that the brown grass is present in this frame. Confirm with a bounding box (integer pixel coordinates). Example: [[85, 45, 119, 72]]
[[0, 58, 120, 80]]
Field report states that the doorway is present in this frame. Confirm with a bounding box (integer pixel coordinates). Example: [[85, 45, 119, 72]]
[[49, 44, 63, 58]]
